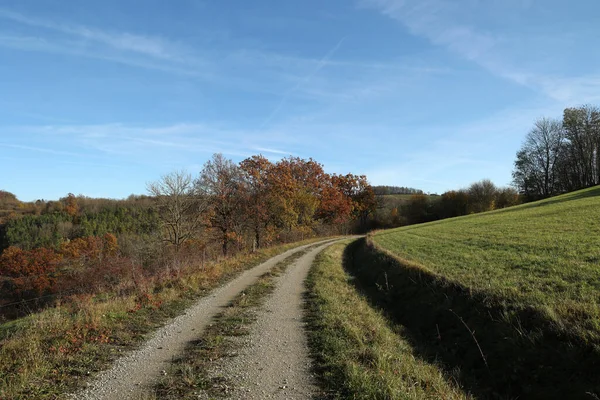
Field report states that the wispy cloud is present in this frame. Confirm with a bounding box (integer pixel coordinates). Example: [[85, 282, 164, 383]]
[[0, 7, 450, 114], [259, 37, 347, 128], [360, 0, 600, 104], [252, 147, 293, 156], [0, 8, 186, 61], [7, 122, 293, 161], [0, 142, 83, 157]]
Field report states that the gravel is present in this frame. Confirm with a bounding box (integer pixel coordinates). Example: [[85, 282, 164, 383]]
[[68, 239, 336, 400], [199, 241, 339, 399]]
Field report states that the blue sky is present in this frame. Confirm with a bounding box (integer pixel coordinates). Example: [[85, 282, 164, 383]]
[[1, 0, 599, 201]]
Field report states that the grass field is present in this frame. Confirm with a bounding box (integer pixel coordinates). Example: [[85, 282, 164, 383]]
[[373, 186, 600, 337], [357, 186, 600, 399]]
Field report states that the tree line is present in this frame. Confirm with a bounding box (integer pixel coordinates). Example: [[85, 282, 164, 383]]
[[513, 104, 600, 200], [148, 153, 376, 255], [373, 179, 520, 228], [371, 186, 424, 196], [0, 153, 375, 315]]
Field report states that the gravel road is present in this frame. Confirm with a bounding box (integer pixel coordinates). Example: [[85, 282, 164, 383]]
[[69, 239, 336, 400], [201, 241, 338, 399]]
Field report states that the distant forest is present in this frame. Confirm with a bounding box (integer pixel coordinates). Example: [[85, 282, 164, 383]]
[[371, 186, 424, 195]]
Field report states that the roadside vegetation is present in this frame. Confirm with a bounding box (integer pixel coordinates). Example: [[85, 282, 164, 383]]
[[305, 241, 470, 400], [0, 238, 325, 400], [360, 186, 600, 399]]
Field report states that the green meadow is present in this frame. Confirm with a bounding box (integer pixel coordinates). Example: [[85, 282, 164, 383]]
[[343, 186, 600, 399]]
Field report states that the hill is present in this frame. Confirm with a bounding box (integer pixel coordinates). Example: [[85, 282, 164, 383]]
[[348, 186, 600, 399]]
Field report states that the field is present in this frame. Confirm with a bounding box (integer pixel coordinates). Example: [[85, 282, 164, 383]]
[[351, 186, 600, 399], [373, 186, 600, 337]]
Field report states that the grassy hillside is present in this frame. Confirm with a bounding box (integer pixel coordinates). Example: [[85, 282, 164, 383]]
[[350, 186, 600, 399], [373, 186, 600, 331]]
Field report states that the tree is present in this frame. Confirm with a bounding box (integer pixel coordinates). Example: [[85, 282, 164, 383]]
[[316, 174, 354, 227], [562, 105, 600, 189], [239, 155, 273, 250], [512, 118, 565, 199], [64, 193, 80, 217], [403, 194, 431, 224], [147, 170, 208, 251], [438, 190, 469, 218], [267, 157, 325, 232], [196, 154, 246, 256], [467, 179, 497, 213], [0, 246, 63, 297], [495, 187, 520, 209], [342, 174, 376, 229]]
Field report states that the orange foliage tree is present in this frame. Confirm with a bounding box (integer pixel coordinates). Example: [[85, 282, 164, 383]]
[[64, 193, 79, 217], [0, 246, 63, 297], [240, 155, 274, 249]]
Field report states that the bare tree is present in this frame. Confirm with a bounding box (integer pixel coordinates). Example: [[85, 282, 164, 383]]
[[526, 118, 564, 196], [562, 105, 600, 188], [513, 118, 564, 198], [147, 170, 208, 251]]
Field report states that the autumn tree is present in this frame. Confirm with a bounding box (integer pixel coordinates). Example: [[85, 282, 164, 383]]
[[147, 170, 208, 251], [316, 174, 353, 226], [64, 193, 79, 217], [196, 154, 246, 256], [267, 157, 325, 232], [239, 155, 274, 250], [347, 175, 377, 228], [495, 187, 520, 209], [0, 246, 63, 298]]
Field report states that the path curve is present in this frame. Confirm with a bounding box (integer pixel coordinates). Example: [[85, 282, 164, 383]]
[[203, 240, 339, 399], [70, 239, 337, 400]]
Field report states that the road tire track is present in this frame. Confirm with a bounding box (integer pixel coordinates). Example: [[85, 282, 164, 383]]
[[69, 239, 337, 400], [199, 240, 340, 399]]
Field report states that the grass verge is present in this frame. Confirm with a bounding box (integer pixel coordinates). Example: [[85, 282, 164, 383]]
[[153, 245, 315, 399], [0, 238, 331, 400], [304, 240, 470, 400]]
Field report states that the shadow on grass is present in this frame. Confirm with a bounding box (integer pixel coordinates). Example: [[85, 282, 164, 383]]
[[344, 238, 600, 400]]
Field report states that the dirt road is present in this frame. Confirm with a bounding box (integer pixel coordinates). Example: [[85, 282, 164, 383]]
[[70, 239, 337, 400], [202, 241, 337, 399]]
